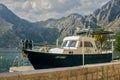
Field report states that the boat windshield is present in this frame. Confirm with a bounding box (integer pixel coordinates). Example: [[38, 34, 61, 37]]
[[61, 41, 67, 47], [62, 40, 77, 47], [68, 40, 77, 47]]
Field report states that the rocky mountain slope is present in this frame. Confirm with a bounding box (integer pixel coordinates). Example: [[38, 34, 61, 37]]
[[0, 4, 59, 47], [36, 13, 99, 42], [86, 0, 120, 30], [0, 0, 120, 48]]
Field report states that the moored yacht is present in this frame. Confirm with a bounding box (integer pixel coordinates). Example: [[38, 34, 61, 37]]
[[21, 28, 113, 69]]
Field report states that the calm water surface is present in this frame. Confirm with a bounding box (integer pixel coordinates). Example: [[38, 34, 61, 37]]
[[0, 48, 31, 73]]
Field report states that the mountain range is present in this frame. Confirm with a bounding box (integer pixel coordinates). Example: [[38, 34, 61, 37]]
[[0, 0, 120, 48]]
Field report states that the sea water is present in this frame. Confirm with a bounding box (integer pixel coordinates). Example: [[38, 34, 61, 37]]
[[0, 48, 31, 73]]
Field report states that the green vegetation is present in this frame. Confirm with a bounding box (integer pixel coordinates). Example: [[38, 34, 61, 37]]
[[115, 32, 120, 52], [94, 28, 107, 50]]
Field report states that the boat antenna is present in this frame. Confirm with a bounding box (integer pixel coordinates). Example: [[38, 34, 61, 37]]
[[82, 37, 85, 65], [56, 39, 59, 48]]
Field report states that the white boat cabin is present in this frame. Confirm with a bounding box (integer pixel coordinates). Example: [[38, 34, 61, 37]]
[[49, 35, 98, 54]]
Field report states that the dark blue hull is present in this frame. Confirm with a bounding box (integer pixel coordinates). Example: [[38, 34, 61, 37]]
[[23, 50, 112, 69]]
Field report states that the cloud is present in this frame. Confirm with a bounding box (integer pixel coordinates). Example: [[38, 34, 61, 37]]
[[47, 0, 81, 13], [0, 0, 110, 22]]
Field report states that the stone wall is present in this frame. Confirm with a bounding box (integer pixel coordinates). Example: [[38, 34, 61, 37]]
[[0, 61, 120, 80]]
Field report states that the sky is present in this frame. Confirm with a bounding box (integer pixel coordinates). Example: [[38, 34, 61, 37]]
[[0, 0, 110, 22]]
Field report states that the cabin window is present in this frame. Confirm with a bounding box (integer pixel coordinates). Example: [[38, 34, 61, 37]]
[[80, 41, 93, 47], [68, 41, 77, 47], [61, 41, 67, 47]]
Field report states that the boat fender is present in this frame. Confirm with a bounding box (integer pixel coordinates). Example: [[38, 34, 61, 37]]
[[19, 40, 25, 50], [28, 40, 33, 50], [19, 39, 33, 50], [23, 40, 33, 50], [25, 40, 29, 49]]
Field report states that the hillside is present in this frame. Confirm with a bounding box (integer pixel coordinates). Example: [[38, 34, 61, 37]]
[[0, 3, 59, 48], [0, 0, 120, 48], [86, 0, 120, 29]]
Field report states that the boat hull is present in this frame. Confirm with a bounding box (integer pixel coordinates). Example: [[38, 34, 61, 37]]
[[23, 50, 112, 69]]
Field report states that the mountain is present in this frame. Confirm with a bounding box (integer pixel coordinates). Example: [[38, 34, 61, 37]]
[[0, 3, 59, 48], [0, 3, 35, 48], [34, 0, 120, 43], [86, 0, 120, 30], [35, 13, 99, 43], [0, 0, 120, 48]]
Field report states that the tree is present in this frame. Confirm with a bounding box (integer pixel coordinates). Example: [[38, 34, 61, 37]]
[[94, 28, 107, 51], [115, 32, 120, 52]]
